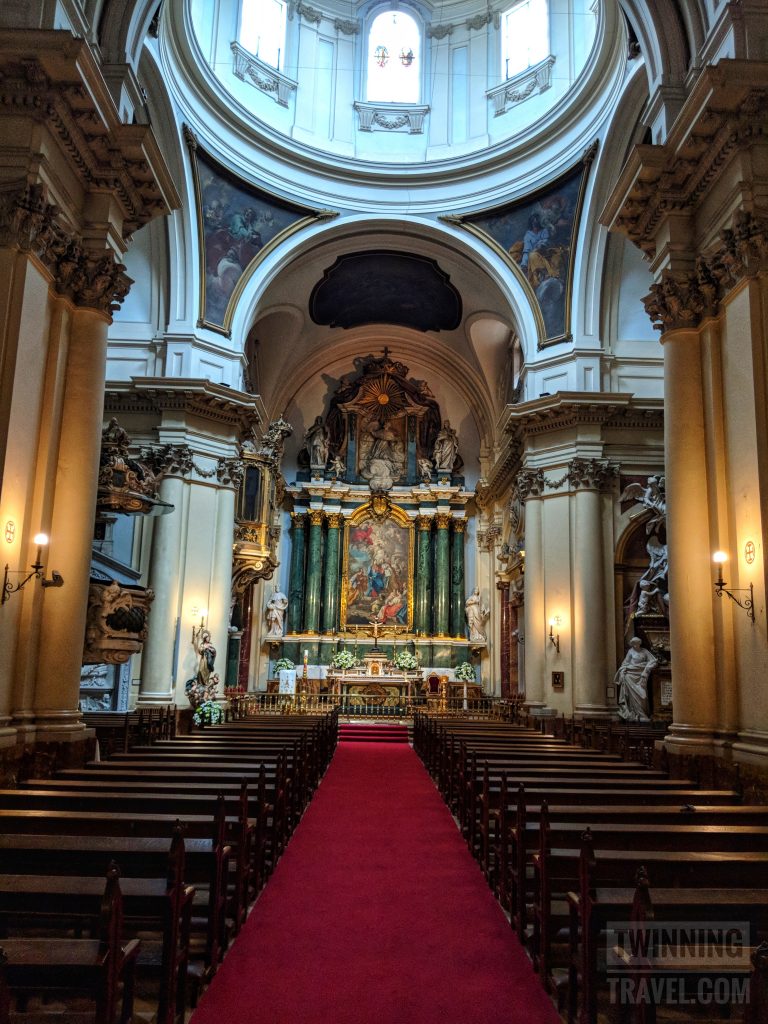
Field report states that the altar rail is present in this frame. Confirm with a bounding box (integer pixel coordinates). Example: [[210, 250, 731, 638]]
[[228, 693, 527, 721]]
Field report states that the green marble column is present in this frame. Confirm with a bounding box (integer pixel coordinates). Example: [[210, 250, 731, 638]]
[[450, 519, 466, 637], [303, 510, 324, 634], [434, 513, 451, 637], [287, 512, 307, 634], [414, 516, 432, 635], [321, 513, 342, 634]]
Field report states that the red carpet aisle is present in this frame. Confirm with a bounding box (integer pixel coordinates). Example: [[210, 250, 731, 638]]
[[191, 742, 560, 1024]]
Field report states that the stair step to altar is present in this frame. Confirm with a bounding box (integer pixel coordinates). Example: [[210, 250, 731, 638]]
[[339, 724, 409, 744]]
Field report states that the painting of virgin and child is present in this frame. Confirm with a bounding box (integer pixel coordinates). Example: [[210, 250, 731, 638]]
[[344, 516, 412, 629]]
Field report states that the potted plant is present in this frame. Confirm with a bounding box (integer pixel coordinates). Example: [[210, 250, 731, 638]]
[[393, 649, 419, 673], [273, 657, 295, 675], [193, 698, 223, 727], [330, 649, 357, 675], [455, 661, 476, 682]]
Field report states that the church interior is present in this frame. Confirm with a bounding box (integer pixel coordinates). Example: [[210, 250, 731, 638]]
[[0, 0, 768, 1020]]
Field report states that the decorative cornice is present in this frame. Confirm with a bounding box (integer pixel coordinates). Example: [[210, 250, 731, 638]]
[[104, 378, 261, 432], [427, 23, 454, 39], [601, 62, 768, 263], [486, 55, 556, 118], [0, 37, 179, 239], [466, 13, 493, 31], [334, 18, 359, 35], [288, 2, 322, 25], [231, 42, 297, 108]]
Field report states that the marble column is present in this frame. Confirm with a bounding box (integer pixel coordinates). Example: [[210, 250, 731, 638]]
[[34, 306, 110, 733], [302, 510, 324, 634], [498, 580, 510, 697], [415, 516, 432, 635], [321, 513, 342, 634], [569, 459, 614, 717], [434, 513, 451, 638], [509, 599, 521, 695], [237, 587, 254, 690], [287, 512, 307, 634], [663, 327, 718, 750], [450, 520, 466, 637], [210, 459, 241, 686], [520, 470, 545, 709], [138, 459, 189, 703]]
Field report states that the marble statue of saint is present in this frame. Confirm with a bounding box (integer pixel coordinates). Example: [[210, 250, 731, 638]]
[[329, 453, 346, 479], [304, 416, 329, 469], [265, 588, 289, 638], [362, 417, 402, 490], [432, 420, 459, 473], [614, 637, 657, 722], [465, 586, 489, 642]]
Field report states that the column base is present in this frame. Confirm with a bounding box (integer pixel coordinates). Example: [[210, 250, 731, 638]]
[[663, 722, 719, 756], [136, 691, 176, 706], [525, 702, 557, 717], [573, 703, 616, 719], [33, 709, 88, 737]]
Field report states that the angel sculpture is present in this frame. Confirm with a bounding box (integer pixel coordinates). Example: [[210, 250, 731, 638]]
[[619, 475, 666, 534]]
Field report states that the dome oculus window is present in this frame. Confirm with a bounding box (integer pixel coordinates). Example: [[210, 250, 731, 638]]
[[501, 0, 549, 80], [241, 0, 287, 71], [367, 10, 421, 102]]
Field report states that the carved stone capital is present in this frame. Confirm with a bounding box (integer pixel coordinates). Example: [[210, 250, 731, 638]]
[[217, 457, 244, 488], [453, 519, 466, 534], [142, 444, 194, 479], [643, 269, 717, 333], [325, 512, 343, 529], [291, 511, 307, 528], [567, 458, 618, 491], [334, 17, 359, 34], [309, 510, 325, 527], [435, 512, 452, 530], [416, 515, 433, 531], [515, 468, 545, 501]]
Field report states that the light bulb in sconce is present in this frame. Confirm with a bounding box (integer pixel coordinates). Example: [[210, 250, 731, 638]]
[[712, 551, 728, 589], [191, 606, 208, 644], [2, 531, 63, 605], [32, 533, 48, 568], [712, 549, 755, 622], [548, 616, 561, 654]]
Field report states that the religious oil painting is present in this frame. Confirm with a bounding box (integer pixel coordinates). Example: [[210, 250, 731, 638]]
[[459, 145, 595, 345], [342, 511, 413, 631], [187, 137, 319, 333]]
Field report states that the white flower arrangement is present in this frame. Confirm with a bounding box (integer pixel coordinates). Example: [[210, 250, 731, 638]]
[[393, 649, 419, 671], [193, 700, 223, 726], [330, 649, 357, 671], [273, 657, 295, 674], [454, 661, 476, 682]]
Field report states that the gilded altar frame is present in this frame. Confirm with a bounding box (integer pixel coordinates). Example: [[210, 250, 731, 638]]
[[342, 497, 415, 630]]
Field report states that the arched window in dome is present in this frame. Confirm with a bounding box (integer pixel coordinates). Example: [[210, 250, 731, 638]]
[[240, 0, 287, 71], [366, 10, 421, 103], [501, 0, 549, 80]]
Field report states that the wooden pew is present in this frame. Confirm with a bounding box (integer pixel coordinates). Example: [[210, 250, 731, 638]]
[[567, 834, 768, 1024], [0, 864, 140, 1024], [0, 832, 193, 1024]]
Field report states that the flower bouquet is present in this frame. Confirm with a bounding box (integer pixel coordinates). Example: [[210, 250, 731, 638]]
[[454, 661, 476, 682], [273, 657, 295, 674], [330, 649, 357, 672], [193, 699, 223, 727], [393, 649, 419, 672]]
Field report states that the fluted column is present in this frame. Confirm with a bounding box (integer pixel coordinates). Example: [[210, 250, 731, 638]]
[[450, 519, 466, 637], [321, 513, 342, 634], [303, 510, 324, 634], [210, 458, 242, 686], [498, 580, 510, 697], [663, 328, 718, 749], [434, 513, 451, 637], [569, 459, 615, 717], [287, 513, 307, 634], [520, 470, 545, 708], [138, 458, 189, 703], [34, 306, 109, 732], [415, 516, 432, 635]]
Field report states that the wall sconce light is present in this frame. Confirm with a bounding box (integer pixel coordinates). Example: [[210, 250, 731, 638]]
[[191, 606, 208, 644], [2, 534, 64, 605], [712, 551, 754, 623], [548, 616, 561, 654]]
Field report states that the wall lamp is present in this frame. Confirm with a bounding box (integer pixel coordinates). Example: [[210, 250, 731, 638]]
[[2, 534, 64, 605], [712, 551, 754, 623], [191, 606, 208, 644], [548, 616, 561, 654]]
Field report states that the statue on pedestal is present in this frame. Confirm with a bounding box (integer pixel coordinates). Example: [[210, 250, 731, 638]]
[[465, 586, 489, 642], [304, 416, 330, 471], [432, 420, 459, 474], [614, 637, 657, 722], [186, 629, 219, 708], [265, 588, 289, 638]]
